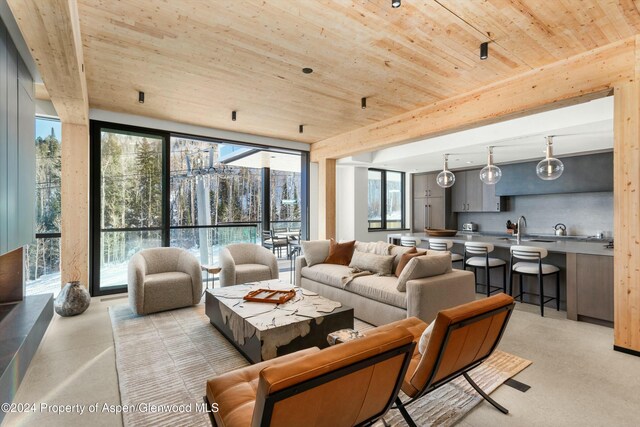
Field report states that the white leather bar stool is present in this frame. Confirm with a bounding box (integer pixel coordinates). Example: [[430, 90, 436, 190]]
[[400, 237, 418, 247], [509, 246, 560, 317], [464, 242, 507, 297], [428, 238, 463, 267]]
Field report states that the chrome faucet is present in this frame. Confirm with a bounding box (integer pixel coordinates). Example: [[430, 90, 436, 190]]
[[516, 216, 527, 245]]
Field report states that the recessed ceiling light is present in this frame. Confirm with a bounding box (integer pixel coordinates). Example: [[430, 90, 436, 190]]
[[302, 67, 313, 74], [466, 161, 474, 164], [392, 0, 401, 8]]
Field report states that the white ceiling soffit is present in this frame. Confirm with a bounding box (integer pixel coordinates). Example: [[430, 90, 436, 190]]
[[338, 96, 613, 173]]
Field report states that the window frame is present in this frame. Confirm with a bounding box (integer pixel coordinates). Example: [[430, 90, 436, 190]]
[[367, 168, 406, 231]]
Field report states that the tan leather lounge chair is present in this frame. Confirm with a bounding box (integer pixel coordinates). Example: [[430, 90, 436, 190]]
[[205, 327, 416, 427], [371, 293, 516, 427]]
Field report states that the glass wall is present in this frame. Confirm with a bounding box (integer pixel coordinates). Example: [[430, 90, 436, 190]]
[[169, 136, 261, 266], [90, 123, 306, 294], [27, 117, 62, 296]]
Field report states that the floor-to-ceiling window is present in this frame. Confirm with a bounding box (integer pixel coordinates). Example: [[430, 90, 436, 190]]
[[169, 135, 261, 266], [27, 117, 62, 296], [91, 124, 168, 294], [90, 122, 307, 295]]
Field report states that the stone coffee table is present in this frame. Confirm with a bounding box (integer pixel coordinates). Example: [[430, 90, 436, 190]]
[[205, 279, 353, 363]]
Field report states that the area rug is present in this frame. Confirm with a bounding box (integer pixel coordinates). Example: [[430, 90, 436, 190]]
[[109, 303, 531, 427]]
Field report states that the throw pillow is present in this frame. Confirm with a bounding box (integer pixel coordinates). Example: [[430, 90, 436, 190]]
[[390, 245, 427, 271], [396, 252, 453, 292], [355, 241, 393, 255], [301, 240, 331, 267], [324, 239, 356, 266], [394, 247, 420, 277], [418, 320, 435, 355], [349, 251, 395, 275]]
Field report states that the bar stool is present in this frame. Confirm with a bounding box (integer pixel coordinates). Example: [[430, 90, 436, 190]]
[[428, 238, 464, 268], [509, 246, 560, 317], [464, 242, 507, 297], [400, 237, 418, 247]]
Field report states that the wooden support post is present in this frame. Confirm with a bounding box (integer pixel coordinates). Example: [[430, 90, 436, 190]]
[[317, 158, 336, 240], [613, 38, 640, 353], [60, 123, 89, 288]]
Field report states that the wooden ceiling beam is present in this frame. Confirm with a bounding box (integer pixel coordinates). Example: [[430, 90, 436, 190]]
[[7, 0, 88, 124], [310, 37, 635, 162]]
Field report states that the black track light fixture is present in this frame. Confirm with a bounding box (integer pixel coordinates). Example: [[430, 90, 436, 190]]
[[299, 124, 304, 134], [480, 42, 489, 60], [392, 0, 401, 8], [361, 97, 367, 109], [138, 91, 145, 104], [232, 110, 237, 121]]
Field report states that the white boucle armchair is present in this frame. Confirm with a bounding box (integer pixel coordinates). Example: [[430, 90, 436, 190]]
[[127, 247, 202, 315], [219, 243, 279, 287]]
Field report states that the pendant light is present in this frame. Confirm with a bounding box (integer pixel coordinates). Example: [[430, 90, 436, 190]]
[[436, 154, 455, 188], [479, 146, 502, 185], [536, 136, 564, 180]]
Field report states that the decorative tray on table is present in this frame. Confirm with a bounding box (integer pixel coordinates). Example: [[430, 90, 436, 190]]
[[243, 289, 296, 304]]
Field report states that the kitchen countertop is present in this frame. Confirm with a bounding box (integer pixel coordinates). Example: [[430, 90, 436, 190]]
[[387, 232, 614, 257]]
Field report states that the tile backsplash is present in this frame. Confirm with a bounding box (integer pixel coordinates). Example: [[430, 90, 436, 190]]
[[457, 191, 613, 238]]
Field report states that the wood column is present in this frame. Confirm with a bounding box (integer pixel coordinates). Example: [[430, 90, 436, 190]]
[[613, 44, 640, 352], [317, 158, 336, 240], [60, 123, 89, 288]]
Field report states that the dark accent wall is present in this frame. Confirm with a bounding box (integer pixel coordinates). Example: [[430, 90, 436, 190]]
[[0, 17, 35, 254]]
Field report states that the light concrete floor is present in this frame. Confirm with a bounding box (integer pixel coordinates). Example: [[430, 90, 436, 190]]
[[3, 284, 640, 427]]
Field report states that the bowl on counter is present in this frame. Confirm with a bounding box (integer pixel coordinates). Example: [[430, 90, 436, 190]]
[[424, 228, 458, 237]]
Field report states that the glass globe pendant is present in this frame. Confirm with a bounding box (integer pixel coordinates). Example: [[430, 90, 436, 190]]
[[436, 154, 455, 188], [479, 146, 502, 185], [536, 136, 564, 180]]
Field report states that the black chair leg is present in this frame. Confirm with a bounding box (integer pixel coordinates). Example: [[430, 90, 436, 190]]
[[556, 271, 560, 311], [463, 372, 509, 414], [502, 264, 507, 293], [508, 266, 514, 297], [394, 397, 418, 427], [486, 266, 490, 297], [519, 274, 524, 303], [538, 273, 544, 317]]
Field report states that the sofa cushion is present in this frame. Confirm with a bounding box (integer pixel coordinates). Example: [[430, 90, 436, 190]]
[[349, 251, 395, 275], [301, 240, 331, 267], [347, 275, 407, 309], [324, 239, 356, 266], [394, 248, 420, 277], [355, 241, 393, 255], [235, 264, 273, 284], [397, 253, 453, 292], [301, 264, 353, 288]]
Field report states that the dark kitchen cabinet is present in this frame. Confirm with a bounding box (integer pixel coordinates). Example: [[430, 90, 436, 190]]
[[482, 181, 506, 212], [495, 152, 613, 196], [413, 197, 445, 230], [452, 169, 505, 212]]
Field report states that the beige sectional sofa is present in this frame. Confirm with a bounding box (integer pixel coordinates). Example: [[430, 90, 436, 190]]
[[294, 241, 476, 326]]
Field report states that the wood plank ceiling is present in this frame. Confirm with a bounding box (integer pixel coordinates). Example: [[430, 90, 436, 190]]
[[75, 0, 640, 144]]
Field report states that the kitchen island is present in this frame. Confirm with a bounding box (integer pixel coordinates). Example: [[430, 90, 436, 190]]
[[387, 231, 613, 326]]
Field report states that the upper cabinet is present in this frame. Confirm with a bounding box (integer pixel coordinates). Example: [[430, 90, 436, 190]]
[[495, 152, 613, 196], [452, 169, 505, 212], [413, 173, 444, 198]]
